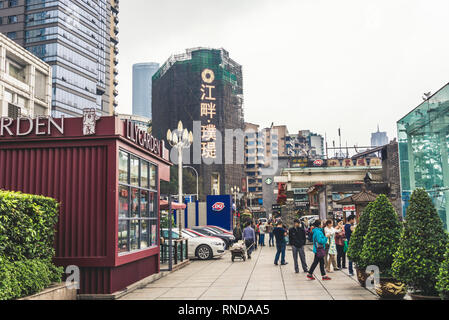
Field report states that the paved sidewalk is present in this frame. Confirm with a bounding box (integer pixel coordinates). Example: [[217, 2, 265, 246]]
[[120, 245, 378, 300]]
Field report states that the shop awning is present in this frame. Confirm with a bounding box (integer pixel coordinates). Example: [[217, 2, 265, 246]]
[[160, 200, 186, 210]]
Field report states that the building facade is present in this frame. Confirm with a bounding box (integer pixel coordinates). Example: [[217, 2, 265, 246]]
[[398, 82, 449, 231], [244, 122, 264, 212], [0, 32, 51, 117], [132, 62, 159, 119], [371, 125, 389, 147], [152, 47, 245, 198], [0, 0, 119, 117]]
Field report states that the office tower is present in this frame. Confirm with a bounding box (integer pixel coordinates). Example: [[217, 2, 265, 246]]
[[152, 47, 245, 196], [0, 0, 119, 117], [371, 125, 389, 147], [132, 62, 159, 119], [244, 122, 264, 209]]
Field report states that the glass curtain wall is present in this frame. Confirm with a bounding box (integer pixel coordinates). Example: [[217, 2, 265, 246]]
[[398, 83, 449, 231]]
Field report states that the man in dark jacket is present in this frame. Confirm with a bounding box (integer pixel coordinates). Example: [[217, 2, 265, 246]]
[[289, 219, 308, 273]]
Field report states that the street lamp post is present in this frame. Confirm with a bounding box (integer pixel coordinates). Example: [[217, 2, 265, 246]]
[[167, 121, 193, 237], [248, 192, 254, 219], [183, 165, 199, 201], [231, 186, 240, 228]]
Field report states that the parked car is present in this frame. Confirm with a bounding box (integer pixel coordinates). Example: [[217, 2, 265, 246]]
[[258, 218, 268, 224], [161, 228, 226, 260], [205, 225, 233, 235], [191, 226, 235, 249]]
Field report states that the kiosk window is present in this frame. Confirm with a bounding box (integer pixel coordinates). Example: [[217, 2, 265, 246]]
[[118, 150, 158, 255]]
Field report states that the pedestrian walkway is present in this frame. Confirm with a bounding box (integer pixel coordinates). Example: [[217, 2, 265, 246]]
[[120, 245, 378, 300]]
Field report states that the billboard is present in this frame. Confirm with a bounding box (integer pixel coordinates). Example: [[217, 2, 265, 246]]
[[207, 195, 233, 231]]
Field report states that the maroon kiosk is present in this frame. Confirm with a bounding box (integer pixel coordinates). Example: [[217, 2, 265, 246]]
[[0, 115, 171, 295]]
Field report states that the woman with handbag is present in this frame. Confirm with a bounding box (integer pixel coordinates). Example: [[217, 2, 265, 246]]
[[307, 220, 332, 281], [335, 221, 346, 269]]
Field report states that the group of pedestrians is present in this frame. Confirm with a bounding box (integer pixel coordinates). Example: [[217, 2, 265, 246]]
[[234, 215, 356, 281], [306, 216, 356, 280]]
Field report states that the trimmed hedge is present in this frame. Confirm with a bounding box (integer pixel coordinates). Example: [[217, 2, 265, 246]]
[[436, 245, 449, 300], [392, 189, 449, 296], [0, 190, 63, 300], [347, 202, 372, 269], [360, 195, 402, 277], [0, 257, 62, 300]]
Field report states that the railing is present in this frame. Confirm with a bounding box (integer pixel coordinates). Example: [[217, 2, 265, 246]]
[[160, 238, 189, 270]]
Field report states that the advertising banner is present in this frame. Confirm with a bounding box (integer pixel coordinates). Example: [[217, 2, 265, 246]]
[[207, 195, 233, 231]]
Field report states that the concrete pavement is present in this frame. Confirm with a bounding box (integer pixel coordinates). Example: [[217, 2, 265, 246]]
[[120, 244, 378, 300]]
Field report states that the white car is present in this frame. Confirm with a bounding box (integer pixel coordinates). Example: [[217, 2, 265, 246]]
[[161, 228, 226, 260]]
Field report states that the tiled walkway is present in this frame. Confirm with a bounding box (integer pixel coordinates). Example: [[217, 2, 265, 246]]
[[120, 245, 378, 300]]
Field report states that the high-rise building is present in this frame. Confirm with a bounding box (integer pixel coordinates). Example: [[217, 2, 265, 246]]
[[0, 0, 119, 117], [286, 130, 324, 159], [263, 125, 288, 167], [244, 122, 264, 210], [371, 125, 389, 147], [132, 62, 159, 119], [0, 32, 52, 117], [152, 47, 244, 197]]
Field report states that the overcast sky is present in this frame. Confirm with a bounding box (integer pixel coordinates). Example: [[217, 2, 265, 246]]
[[117, 0, 449, 149]]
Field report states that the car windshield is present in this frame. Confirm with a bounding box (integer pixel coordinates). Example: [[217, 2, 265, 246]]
[[204, 228, 220, 234], [162, 230, 179, 239], [183, 230, 199, 238], [192, 229, 209, 235], [206, 227, 224, 234]]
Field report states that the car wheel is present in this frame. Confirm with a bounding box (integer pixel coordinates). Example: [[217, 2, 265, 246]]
[[196, 245, 212, 260]]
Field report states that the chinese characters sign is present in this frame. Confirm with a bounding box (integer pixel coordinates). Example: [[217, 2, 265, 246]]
[[201, 69, 217, 159]]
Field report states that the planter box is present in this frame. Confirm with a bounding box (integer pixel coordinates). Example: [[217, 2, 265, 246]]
[[19, 283, 77, 301]]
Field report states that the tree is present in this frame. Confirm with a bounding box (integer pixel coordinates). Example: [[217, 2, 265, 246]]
[[360, 194, 402, 277], [347, 202, 373, 269], [392, 189, 449, 296], [160, 166, 203, 200], [436, 245, 449, 300]]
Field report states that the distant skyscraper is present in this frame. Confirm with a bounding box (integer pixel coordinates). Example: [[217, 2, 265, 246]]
[[0, 0, 119, 117], [132, 62, 159, 119], [371, 125, 389, 147]]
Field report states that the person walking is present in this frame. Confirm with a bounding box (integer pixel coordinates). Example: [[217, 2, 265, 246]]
[[243, 222, 256, 259], [251, 221, 258, 250], [345, 215, 356, 276], [335, 221, 346, 269], [307, 220, 332, 281], [233, 223, 243, 241], [289, 219, 308, 273], [267, 222, 274, 247], [324, 219, 339, 272], [273, 222, 288, 266], [259, 222, 266, 247]]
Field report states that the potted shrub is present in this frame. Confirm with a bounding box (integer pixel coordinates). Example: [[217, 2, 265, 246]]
[[436, 245, 449, 300], [347, 203, 372, 287], [360, 194, 405, 299], [392, 189, 449, 300]]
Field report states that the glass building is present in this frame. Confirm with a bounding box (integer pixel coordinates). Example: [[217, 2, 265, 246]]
[[132, 62, 159, 119], [397, 82, 449, 231], [0, 0, 119, 117]]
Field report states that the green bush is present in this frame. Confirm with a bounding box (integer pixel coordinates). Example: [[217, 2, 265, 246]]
[[392, 189, 449, 296], [436, 245, 449, 300], [0, 257, 63, 300], [347, 202, 372, 269], [360, 194, 402, 277], [0, 190, 63, 300], [0, 191, 59, 261]]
